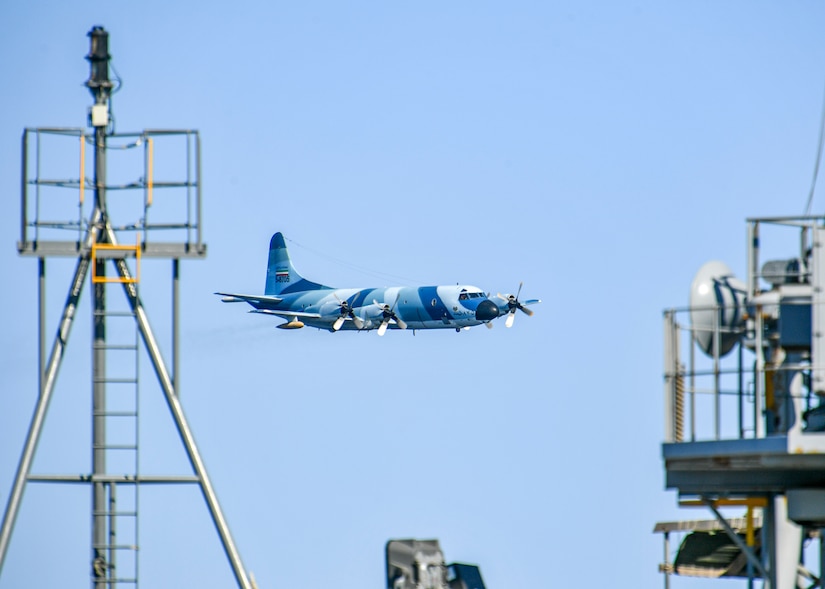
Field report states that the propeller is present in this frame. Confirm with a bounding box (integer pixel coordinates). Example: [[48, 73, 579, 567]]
[[496, 282, 534, 328], [374, 295, 407, 336], [332, 293, 364, 331]]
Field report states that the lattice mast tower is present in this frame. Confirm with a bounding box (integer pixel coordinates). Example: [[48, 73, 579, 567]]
[[0, 26, 253, 589]]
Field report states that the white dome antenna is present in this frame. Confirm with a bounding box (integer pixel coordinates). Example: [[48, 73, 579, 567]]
[[689, 260, 747, 358]]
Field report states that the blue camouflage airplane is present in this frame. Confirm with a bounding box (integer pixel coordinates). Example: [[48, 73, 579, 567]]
[[216, 233, 540, 335]]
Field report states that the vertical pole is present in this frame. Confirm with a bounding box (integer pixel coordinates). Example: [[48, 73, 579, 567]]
[[812, 226, 825, 397], [755, 308, 765, 439], [820, 528, 825, 588], [738, 341, 744, 438], [143, 135, 149, 243], [108, 483, 116, 587], [92, 118, 108, 589], [20, 130, 27, 247], [186, 133, 192, 245], [765, 495, 776, 589], [35, 130, 41, 243], [748, 221, 760, 299], [196, 132, 202, 248], [663, 531, 670, 589], [746, 505, 754, 589], [801, 225, 809, 275], [86, 25, 114, 586], [80, 132, 86, 243], [690, 325, 696, 441], [39, 259, 45, 398], [664, 312, 673, 442], [173, 259, 180, 395], [713, 306, 721, 439]]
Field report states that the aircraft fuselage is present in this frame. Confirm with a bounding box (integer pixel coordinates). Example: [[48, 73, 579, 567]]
[[269, 284, 499, 332]]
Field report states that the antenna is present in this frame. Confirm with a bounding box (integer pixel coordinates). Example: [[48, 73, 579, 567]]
[[658, 216, 825, 589], [0, 27, 251, 588]]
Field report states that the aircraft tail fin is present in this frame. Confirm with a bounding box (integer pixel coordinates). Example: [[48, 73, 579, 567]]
[[264, 233, 331, 295]]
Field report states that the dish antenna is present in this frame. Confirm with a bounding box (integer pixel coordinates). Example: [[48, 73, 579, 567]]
[[689, 260, 747, 357]]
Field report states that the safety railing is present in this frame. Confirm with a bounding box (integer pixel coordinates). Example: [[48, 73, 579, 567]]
[[664, 305, 755, 443], [19, 127, 204, 258], [663, 303, 825, 443]]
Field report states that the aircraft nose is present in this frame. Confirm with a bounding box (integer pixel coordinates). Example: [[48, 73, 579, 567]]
[[475, 299, 500, 321]]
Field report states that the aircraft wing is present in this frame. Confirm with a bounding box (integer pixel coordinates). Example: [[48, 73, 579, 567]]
[[249, 309, 323, 319], [215, 292, 283, 310]]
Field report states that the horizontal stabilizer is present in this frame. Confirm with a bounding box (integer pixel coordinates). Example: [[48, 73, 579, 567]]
[[214, 292, 283, 308]]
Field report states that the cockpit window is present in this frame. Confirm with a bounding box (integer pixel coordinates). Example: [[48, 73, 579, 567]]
[[459, 292, 469, 301]]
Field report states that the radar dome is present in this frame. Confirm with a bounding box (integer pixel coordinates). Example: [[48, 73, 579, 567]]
[[689, 260, 747, 358]]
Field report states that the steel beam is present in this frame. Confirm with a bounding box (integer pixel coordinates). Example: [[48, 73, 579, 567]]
[[704, 499, 769, 582], [173, 259, 179, 394], [26, 474, 199, 484]]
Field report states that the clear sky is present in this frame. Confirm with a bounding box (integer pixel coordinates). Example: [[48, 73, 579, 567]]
[[1, 2, 824, 588]]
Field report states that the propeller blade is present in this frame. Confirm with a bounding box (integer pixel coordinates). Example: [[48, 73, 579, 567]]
[[497, 282, 536, 327], [373, 296, 406, 331], [334, 292, 365, 330], [505, 311, 516, 328]]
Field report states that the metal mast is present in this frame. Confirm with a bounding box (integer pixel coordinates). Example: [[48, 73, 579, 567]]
[[0, 26, 253, 589], [87, 27, 113, 588]]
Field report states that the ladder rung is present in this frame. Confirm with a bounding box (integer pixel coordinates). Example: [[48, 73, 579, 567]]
[[93, 411, 138, 417], [93, 511, 138, 517], [93, 378, 137, 384], [94, 344, 138, 351], [93, 310, 136, 318], [92, 544, 138, 550], [93, 444, 137, 450]]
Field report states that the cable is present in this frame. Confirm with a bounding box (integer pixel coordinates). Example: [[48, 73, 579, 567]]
[[804, 78, 825, 216], [284, 236, 427, 285]]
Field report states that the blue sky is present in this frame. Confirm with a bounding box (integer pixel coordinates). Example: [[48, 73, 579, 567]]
[[1, 2, 825, 588]]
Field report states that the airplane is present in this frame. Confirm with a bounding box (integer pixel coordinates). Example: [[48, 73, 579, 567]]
[[216, 232, 540, 335]]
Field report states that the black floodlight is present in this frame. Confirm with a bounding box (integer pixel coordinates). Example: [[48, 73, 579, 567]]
[[85, 26, 112, 94]]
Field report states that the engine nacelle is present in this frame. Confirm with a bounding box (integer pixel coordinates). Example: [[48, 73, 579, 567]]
[[689, 260, 747, 358]]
